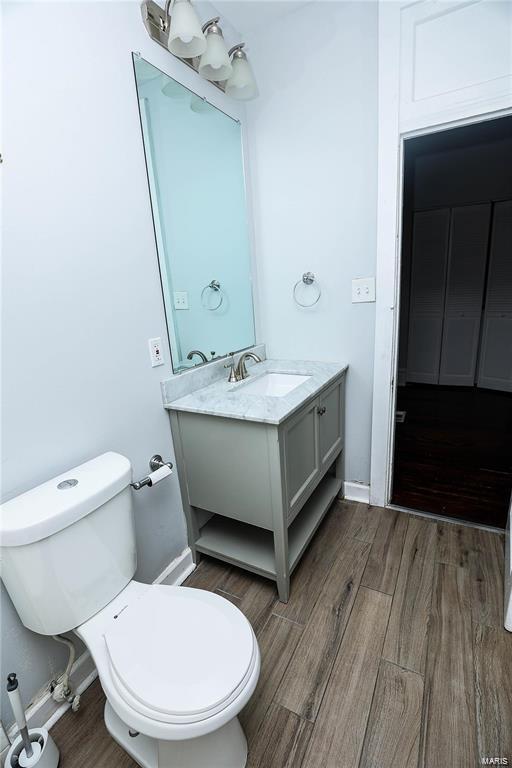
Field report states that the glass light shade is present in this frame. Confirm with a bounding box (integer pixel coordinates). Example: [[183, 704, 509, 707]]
[[225, 52, 258, 101], [168, 0, 207, 59], [198, 28, 233, 82]]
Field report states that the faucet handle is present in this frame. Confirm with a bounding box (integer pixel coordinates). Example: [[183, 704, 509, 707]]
[[224, 352, 238, 383]]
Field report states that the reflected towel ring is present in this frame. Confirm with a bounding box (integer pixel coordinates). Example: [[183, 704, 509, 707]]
[[293, 272, 321, 307], [201, 279, 224, 311]]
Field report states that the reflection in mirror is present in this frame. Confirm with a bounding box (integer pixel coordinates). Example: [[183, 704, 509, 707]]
[[133, 56, 256, 373]]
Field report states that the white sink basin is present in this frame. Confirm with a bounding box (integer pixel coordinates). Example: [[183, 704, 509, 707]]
[[239, 373, 310, 397]]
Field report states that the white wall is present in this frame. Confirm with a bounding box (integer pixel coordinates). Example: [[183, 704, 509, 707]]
[[246, 1, 378, 484], [1, 0, 244, 724]]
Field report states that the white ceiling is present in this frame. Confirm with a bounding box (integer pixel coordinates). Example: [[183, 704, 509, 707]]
[[213, 0, 311, 38]]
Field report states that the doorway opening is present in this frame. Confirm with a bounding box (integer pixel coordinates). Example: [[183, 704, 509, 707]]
[[392, 116, 512, 529]]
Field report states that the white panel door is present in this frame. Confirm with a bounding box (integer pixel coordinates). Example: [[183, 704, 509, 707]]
[[439, 204, 491, 385], [478, 200, 512, 392], [407, 209, 450, 383], [400, 0, 512, 131]]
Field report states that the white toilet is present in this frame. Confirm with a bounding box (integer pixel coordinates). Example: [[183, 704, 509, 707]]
[[0, 452, 260, 768]]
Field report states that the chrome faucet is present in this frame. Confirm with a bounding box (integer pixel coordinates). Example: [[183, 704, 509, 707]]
[[187, 350, 208, 363], [235, 351, 262, 380]]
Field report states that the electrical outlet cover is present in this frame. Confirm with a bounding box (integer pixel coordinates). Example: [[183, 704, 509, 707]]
[[352, 277, 376, 303], [148, 338, 164, 367], [173, 291, 189, 310]]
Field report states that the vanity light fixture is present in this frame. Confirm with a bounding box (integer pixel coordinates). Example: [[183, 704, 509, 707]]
[[226, 44, 259, 101], [166, 0, 206, 58], [141, 0, 258, 100], [198, 18, 233, 82]]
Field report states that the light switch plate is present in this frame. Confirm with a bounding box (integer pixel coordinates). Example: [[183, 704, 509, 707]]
[[148, 337, 164, 367], [352, 277, 376, 303], [173, 291, 189, 310]]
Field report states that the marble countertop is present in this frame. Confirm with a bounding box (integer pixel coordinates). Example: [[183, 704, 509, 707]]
[[165, 359, 348, 424]]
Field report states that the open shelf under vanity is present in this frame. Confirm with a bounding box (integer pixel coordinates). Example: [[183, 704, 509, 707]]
[[195, 473, 342, 581]]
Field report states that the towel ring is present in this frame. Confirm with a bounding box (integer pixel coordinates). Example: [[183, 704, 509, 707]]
[[201, 279, 223, 311], [293, 272, 321, 307]]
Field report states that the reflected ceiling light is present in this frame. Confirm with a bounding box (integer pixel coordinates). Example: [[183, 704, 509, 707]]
[[166, 0, 206, 58], [198, 18, 233, 82], [135, 59, 161, 84], [190, 94, 215, 114], [225, 44, 258, 101], [161, 76, 188, 98]]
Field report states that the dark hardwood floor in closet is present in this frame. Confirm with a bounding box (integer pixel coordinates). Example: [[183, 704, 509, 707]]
[[392, 384, 512, 528], [50, 500, 511, 768]]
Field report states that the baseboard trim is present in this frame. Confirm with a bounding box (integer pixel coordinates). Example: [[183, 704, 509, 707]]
[[343, 481, 370, 504], [2, 548, 196, 753], [153, 546, 195, 587]]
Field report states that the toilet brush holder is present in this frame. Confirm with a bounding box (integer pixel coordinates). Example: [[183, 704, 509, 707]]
[[5, 728, 59, 768]]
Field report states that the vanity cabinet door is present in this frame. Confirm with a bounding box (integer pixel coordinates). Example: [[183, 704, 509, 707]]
[[318, 379, 344, 471], [281, 399, 320, 518]]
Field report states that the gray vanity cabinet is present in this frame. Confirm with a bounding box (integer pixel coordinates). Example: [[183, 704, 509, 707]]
[[319, 378, 344, 471], [281, 397, 320, 523], [170, 372, 345, 602]]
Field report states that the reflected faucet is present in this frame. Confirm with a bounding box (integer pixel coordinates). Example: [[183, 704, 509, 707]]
[[187, 350, 208, 363]]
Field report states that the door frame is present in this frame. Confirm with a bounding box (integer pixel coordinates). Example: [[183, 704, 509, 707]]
[[369, 2, 512, 507]]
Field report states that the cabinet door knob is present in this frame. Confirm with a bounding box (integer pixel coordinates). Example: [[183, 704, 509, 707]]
[[317, 406, 326, 415]]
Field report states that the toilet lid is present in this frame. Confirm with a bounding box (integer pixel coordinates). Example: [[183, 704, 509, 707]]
[[104, 586, 255, 718]]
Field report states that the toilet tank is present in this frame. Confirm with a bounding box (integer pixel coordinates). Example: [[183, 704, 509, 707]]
[[0, 452, 136, 636]]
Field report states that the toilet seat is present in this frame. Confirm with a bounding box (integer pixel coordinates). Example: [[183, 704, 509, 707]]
[[108, 644, 259, 726], [77, 580, 261, 741], [103, 586, 256, 725]]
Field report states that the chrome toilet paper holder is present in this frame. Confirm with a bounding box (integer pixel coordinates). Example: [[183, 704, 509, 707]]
[[131, 455, 173, 490]]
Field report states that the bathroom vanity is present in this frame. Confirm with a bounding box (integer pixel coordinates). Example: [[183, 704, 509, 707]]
[[166, 359, 347, 602]]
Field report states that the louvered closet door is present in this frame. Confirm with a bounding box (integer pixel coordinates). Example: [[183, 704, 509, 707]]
[[439, 204, 491, 385], [407, 209, 450, 384], [478, 200, 512, 392]]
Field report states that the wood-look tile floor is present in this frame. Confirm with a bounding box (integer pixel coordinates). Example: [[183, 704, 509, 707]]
[[51, 501, 511, 768]]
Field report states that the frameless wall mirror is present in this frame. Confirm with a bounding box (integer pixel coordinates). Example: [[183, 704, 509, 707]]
[[133, 55, 256, 373]]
